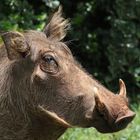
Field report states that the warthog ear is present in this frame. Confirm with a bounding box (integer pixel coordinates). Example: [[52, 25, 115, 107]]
[[38, 106, 72, 128], [1, 31, 30, 60], [43, 6, 70, 41]]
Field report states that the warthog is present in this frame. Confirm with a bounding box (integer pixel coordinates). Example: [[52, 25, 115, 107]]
[[0, 7, 135, 140]]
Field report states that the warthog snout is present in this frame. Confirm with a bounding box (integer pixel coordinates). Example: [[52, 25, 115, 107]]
[[91, 79, 135, 133]]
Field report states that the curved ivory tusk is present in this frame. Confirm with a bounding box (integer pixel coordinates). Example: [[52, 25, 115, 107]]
[[119, 79, 126, 97]]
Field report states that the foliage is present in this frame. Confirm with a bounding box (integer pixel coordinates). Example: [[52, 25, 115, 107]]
[[0, 0, 47, 31], [59, 104, 140, 140]]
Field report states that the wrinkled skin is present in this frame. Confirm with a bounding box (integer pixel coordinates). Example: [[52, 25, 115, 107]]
[[0, 7, 135, 140]]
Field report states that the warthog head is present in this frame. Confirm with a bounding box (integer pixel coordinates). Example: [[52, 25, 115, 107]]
[[1, 7, 135, 134]]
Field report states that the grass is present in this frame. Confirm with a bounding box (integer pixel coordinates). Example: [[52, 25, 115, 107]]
[[59, 104, 140, 140]]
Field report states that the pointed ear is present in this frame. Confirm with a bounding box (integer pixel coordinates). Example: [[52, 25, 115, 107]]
[[43, 6, 70, 41], [1, 31, 30, 60], [38, 106, 72, 128]]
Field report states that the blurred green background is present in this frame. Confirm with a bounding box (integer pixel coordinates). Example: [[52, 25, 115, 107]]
[[0, 0, 140, 139]]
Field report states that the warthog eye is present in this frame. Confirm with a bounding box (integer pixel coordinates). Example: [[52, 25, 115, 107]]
[[40, 54, 58, 74], [43, 55, 55, 64]]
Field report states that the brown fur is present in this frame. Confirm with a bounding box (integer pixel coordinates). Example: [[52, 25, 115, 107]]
[[0, 7, 135, 140]]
